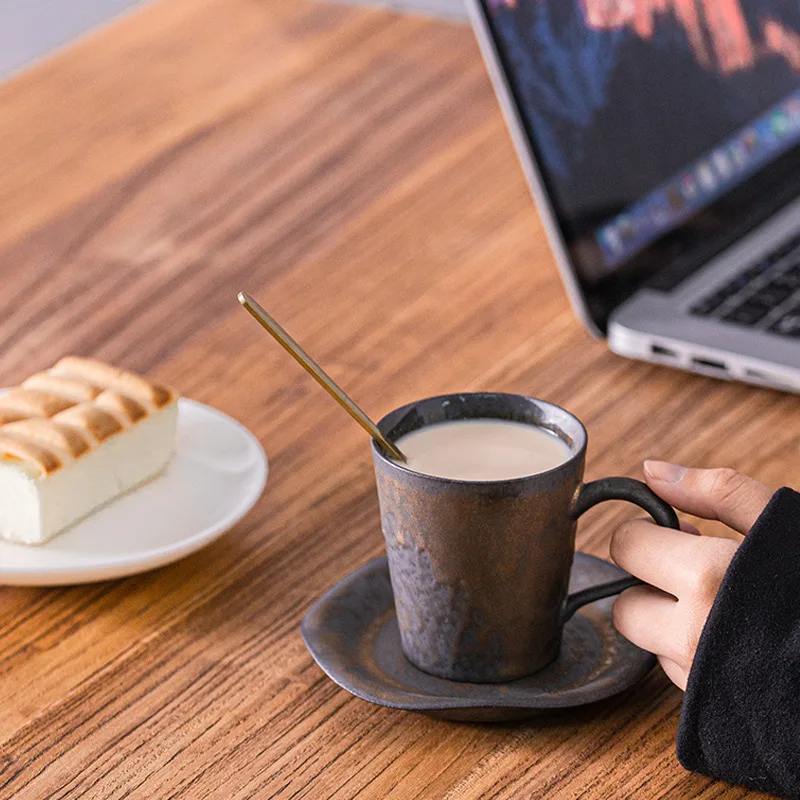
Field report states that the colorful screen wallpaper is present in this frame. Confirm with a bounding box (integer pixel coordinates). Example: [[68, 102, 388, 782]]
[[487, 0, 800, 231]]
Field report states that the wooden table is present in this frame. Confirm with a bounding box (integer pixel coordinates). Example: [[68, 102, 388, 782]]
[[0, 1, 796, 797]]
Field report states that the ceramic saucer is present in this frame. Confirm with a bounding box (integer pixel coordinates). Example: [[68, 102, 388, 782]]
[[302, 553, 656, 721], [0, 399, 267, 586]]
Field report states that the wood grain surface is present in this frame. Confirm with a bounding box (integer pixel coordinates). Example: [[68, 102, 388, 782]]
[[0, 1, 795, 797]]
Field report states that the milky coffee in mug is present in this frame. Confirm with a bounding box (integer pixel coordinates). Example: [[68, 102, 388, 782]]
[[371, 393, 679, 683], [396, 418, 572, 482]]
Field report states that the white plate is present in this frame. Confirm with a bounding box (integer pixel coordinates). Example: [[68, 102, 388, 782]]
[[0, 399, 267, 586]]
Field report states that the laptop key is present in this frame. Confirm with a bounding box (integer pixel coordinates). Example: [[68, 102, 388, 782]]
[[749, 284, 794, 306], [723, 302, 771, 326], [773, 236, 800, 262], [770, 312, 800, 337], [729, 274, 752, 292], [691, 235, 800, 319], [742, 259, 773, 280], [691, 277, 752, 315], [773, 266, 800, 290], [691, 292, 728, 315]]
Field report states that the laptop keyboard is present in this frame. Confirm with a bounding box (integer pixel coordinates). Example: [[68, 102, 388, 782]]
[[690, 233, 800, 337]]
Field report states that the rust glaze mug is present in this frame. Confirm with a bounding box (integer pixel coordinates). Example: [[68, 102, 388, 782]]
[[371, 393, 679, 683]]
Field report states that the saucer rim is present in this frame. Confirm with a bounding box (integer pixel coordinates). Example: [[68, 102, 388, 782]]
[[301, 553, 656, 715]]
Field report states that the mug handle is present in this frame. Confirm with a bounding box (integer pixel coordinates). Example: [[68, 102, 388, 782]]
[[561, 477, 681, 623]]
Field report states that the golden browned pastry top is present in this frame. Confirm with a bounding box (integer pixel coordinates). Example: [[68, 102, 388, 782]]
[[0, 357, 178, 477]]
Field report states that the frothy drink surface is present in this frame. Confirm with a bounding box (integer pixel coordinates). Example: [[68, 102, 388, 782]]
[[395, 419, 572, 481]]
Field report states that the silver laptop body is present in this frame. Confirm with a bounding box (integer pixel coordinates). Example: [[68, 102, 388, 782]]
[[467, 0, 800, 392]]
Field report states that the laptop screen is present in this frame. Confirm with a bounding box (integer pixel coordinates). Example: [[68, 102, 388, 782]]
[[480, 0, 800, 322]]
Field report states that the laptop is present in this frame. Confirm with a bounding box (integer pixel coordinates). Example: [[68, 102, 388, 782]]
[[467, 0, 800, 392]]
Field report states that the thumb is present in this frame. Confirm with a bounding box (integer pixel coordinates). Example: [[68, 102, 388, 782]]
[[643, 461, 774, 534]]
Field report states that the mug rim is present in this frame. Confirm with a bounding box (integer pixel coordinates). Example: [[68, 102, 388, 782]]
[[371, 392, 588, 486]]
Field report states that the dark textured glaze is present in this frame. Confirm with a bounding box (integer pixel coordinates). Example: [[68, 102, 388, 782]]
[[371, 393, 678, 683], [300, 554, 657, 721]]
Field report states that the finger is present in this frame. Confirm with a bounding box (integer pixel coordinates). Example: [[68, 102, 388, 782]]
[[657, 655, 688, 690], [628, 517, 699, 535], [680, 520, 701, 536], [610, 518, 706, 596], [643, 461, 773, 534], [612, 584, 683, 664]]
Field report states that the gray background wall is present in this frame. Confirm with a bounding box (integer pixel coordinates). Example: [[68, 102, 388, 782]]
[[0, 0, 465, 82], [0, 0, 144, 80]]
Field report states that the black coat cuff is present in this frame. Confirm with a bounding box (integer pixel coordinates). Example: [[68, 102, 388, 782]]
[[677, 487, 800, 798]]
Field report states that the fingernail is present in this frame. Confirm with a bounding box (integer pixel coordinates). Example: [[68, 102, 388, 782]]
[[644, 460, 687, 483]]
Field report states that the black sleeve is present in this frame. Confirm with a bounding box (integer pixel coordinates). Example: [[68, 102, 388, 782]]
[[677, 487, 800, 799]]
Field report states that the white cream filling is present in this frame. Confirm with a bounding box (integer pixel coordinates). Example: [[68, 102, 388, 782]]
[[0, 404, 177, 545]]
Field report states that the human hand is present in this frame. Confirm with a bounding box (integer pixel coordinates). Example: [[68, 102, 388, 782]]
[[610, 461, 774, 689]]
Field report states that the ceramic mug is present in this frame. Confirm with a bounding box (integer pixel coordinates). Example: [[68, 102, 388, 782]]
[[371, 393, 679, 683]]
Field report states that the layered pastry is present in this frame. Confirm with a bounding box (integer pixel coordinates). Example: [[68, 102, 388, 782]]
[[0, 356, 178, 545]]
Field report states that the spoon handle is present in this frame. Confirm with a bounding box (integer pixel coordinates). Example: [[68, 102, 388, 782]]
[[238, 292, 407, 463]]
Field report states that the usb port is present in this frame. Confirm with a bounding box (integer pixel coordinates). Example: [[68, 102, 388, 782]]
[[744, 368, 769, 380], [691, 357, 727, 371], [743, 368, 784, 385], [651, 344, 677, 357]]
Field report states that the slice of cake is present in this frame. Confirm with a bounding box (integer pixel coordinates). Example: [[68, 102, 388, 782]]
[[0, 356, 179, 545]]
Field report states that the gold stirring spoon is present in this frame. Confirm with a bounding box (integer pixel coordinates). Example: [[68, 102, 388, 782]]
[[238, 292, 407, 463]]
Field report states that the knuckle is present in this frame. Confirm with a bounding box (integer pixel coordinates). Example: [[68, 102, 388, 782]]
[[610, 520, 638, 563], [612, 591, 634, 631], [685, 540, 737, 602], [696, 567, 720, 602], [685, 561, 720, 602], [705, 541, 738, 595], [680, 606, 710, 667], [611, 596, 625, 629], [676, 628, 699, 668], [708, 468, 747, 506]]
